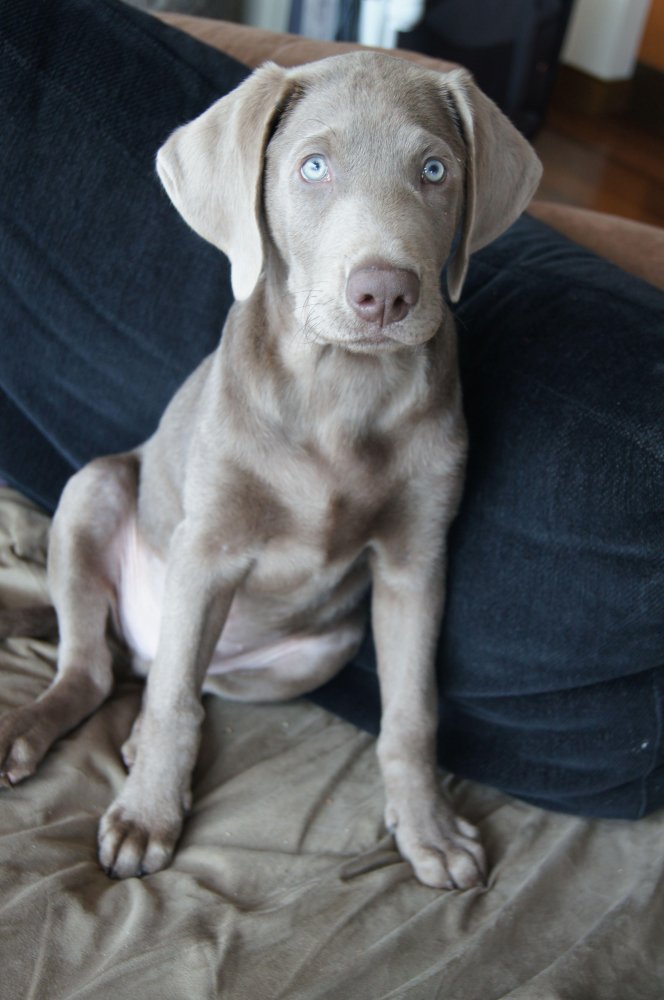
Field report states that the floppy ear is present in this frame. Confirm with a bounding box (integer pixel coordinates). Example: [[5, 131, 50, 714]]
[[441, 69, 542, 302], [156, 62, 292, 301]]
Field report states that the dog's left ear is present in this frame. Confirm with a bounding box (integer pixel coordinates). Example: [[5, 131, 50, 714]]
[[441, 69, 542, 302], [156, 62, 292, 301]]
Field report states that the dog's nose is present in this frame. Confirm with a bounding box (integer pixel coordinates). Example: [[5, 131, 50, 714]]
[[346, 263, 420, 327]]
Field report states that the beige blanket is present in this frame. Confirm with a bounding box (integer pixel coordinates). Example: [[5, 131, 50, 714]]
[[0, 486, 662, 999]]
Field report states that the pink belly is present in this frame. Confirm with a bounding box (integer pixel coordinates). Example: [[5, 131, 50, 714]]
[[117, 519, 348, 675], [115, 518, 280, 676]]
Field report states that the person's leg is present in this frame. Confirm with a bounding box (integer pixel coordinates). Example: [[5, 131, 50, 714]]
[[313, 216, 664, 820], [442, 216, 664, 817], [0, 0, 248, 510]]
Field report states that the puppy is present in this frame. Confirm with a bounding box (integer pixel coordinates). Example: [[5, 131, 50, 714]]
[[0, 52, 541, 887]]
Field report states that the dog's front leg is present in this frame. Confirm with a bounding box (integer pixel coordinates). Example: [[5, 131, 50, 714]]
[[98, 522, 246, 879], [370, 544, 486, 890]]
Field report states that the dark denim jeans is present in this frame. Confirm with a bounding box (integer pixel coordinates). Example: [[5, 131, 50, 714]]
[[1, 0, 663, 818]]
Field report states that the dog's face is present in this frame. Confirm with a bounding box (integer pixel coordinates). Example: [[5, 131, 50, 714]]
[[263, 56, 466, 354], [156, 52, 541, 340]]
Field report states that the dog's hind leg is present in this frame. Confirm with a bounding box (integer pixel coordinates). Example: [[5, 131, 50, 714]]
[[0, 454, 138, 787]]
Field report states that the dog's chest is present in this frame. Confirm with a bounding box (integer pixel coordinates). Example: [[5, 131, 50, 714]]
[[116, 445, 395, 669], [227, 445, 397, 594]]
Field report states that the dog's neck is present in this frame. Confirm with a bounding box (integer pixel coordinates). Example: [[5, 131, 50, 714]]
[[221, 273, 449, 451]]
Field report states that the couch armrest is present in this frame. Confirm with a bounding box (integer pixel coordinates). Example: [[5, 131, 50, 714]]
[[527, 201, 664, 291], [156, 12, 456, 72]]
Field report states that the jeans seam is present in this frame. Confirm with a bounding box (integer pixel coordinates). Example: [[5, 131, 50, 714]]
[[641, 669, 664, 817]]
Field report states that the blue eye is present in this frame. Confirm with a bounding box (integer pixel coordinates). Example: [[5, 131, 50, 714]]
[[422, 158, 446, 183], [300, 155, 330, 183]]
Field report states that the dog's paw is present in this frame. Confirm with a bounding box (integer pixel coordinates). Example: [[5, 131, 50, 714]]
[[0, 706, 51, 787], [98, 790, 186, 879], [386, 793, 486, 890]]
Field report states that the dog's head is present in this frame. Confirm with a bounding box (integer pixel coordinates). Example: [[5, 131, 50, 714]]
[[157, 52, 541, 353]]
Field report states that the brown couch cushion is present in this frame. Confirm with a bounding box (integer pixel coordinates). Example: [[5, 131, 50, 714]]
[[157, 12, 457, 72]]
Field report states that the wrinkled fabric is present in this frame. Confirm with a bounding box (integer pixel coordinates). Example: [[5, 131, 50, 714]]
[[1, 487, 663, 1000]]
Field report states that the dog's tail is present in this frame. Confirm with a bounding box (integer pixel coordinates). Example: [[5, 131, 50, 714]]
[[0, 606, 59, 641]]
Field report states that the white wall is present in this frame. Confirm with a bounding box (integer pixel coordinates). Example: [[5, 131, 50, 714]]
[[357, 0, 425, 47], [561, 0, 652, 80], [241, 0, 426, 46]]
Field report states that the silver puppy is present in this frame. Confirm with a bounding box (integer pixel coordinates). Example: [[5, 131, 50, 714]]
[[0, 52, 541, 887]]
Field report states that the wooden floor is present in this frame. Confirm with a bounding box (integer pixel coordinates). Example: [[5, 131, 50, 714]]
[[533, 104, 664, 229]]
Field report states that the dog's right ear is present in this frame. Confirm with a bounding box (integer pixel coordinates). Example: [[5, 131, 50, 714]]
[[156, 63, 292, 301]]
